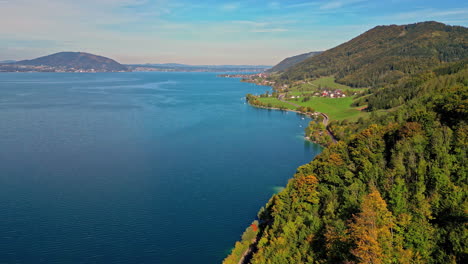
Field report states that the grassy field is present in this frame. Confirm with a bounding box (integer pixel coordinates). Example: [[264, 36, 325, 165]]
[[291, 77, 368, 93], [255, 97, 296, 110], [258, 96, 368, 121], [310, 76, 352, 90], [291, 97, 368, 120], [254, 76, 372, 121]]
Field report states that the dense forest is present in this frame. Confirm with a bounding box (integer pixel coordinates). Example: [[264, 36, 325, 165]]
[[225, 22, 467, 264], [364, 59, 468, 110], [280, 22, 468, 88]]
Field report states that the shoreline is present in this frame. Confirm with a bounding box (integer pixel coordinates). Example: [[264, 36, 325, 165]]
[[246, 101, 333, 146], [240, 76, 338, 146], [225, 92, 326, 264]]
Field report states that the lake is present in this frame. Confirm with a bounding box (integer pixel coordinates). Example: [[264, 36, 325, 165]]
[[0, 72, 322, 263]]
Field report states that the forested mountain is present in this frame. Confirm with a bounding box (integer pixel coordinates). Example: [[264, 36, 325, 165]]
[[365, 58, 468, 110], [267, 51, 322, 73], [226, 58, 467, 264], [281, 21, 468, 87], [225, 21, 468, 264], [14, 52, 128, 72]]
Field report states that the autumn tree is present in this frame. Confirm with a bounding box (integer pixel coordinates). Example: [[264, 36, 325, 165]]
[[349, 189, 394, 264]]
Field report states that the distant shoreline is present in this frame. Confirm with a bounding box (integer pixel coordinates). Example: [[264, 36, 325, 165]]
[[0, 65, 270, 73]]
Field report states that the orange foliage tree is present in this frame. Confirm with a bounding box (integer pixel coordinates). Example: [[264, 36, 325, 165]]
[[349, 189, 394, 264]]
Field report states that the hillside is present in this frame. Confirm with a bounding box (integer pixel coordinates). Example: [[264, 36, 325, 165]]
[[281, 21, 468, 87], [225, 58, 468, 264], [14, 52, 128, 72], [225, 22, 468, 264], [267, 51, 322, 73]]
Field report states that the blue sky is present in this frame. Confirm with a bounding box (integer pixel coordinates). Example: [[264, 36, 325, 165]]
[[0, 0, 467, 64]]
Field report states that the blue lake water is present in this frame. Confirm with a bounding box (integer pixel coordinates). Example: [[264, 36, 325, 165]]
[[0, 72, 321, 263]]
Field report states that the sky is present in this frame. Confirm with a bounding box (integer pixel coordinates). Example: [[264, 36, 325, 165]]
[[0, 0, 467, 65]]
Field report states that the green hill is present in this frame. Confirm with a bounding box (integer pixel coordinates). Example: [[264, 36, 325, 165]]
[[225, 22, 468, 264], [15, 52, 128, 72], [281, 21, 468, 87], [226, 57, 468, 264], [267, 51, 322, 73]]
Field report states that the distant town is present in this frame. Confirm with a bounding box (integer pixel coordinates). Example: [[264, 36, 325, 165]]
[[0, 52, 271, 73], [0, 64, 128, 73], [0, 64, 271, 73], [219, 72, 352, 99]]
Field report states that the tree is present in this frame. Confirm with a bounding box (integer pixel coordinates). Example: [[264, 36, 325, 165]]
[[349, 189, 394, 264], [297, 106, 306, 113]]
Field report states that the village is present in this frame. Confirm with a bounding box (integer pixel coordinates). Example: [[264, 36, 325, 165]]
[[220, 72, 351, 99], [274, 89, 347, 100]]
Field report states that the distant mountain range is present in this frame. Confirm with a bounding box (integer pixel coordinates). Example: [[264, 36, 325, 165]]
[[0, 53, 271, 73], [267, 51, 322, 73], [127, 63, 271, 72]]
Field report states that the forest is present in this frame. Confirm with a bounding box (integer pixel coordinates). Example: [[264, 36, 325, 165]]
[[225, 34, 467, 264], [280, 22, 468, 88]]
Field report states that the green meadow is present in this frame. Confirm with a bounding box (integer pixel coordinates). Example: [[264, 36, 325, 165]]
[[255, 97, 297, 110], [290, 77, 369, 93], [256, 77, 371, 121], [258, 96, 367, 121]]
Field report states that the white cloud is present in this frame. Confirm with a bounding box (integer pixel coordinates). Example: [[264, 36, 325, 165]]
[[320, 1, 343, 10], [220, 2, 241, 11], [268, 1, 280, 9], [320, 0, 368, 10], [286, 2, 320, 8], [230, 20, 292, 34], [251, 28, 288, 33]]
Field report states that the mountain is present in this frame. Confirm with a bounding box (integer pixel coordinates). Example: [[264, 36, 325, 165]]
[[226, 53, 468, 264], [0, 60, 16, 64], [224, 22, 468, 264], [14, 52, 128, 72], [281, 21, 468, 87], [267, 51, 321, 73]]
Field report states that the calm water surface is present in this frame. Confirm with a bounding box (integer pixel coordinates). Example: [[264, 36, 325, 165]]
[[0, 72, 321, 263]]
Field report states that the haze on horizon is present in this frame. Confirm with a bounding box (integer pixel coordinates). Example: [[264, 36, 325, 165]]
[[1, 0, 467, 65]]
